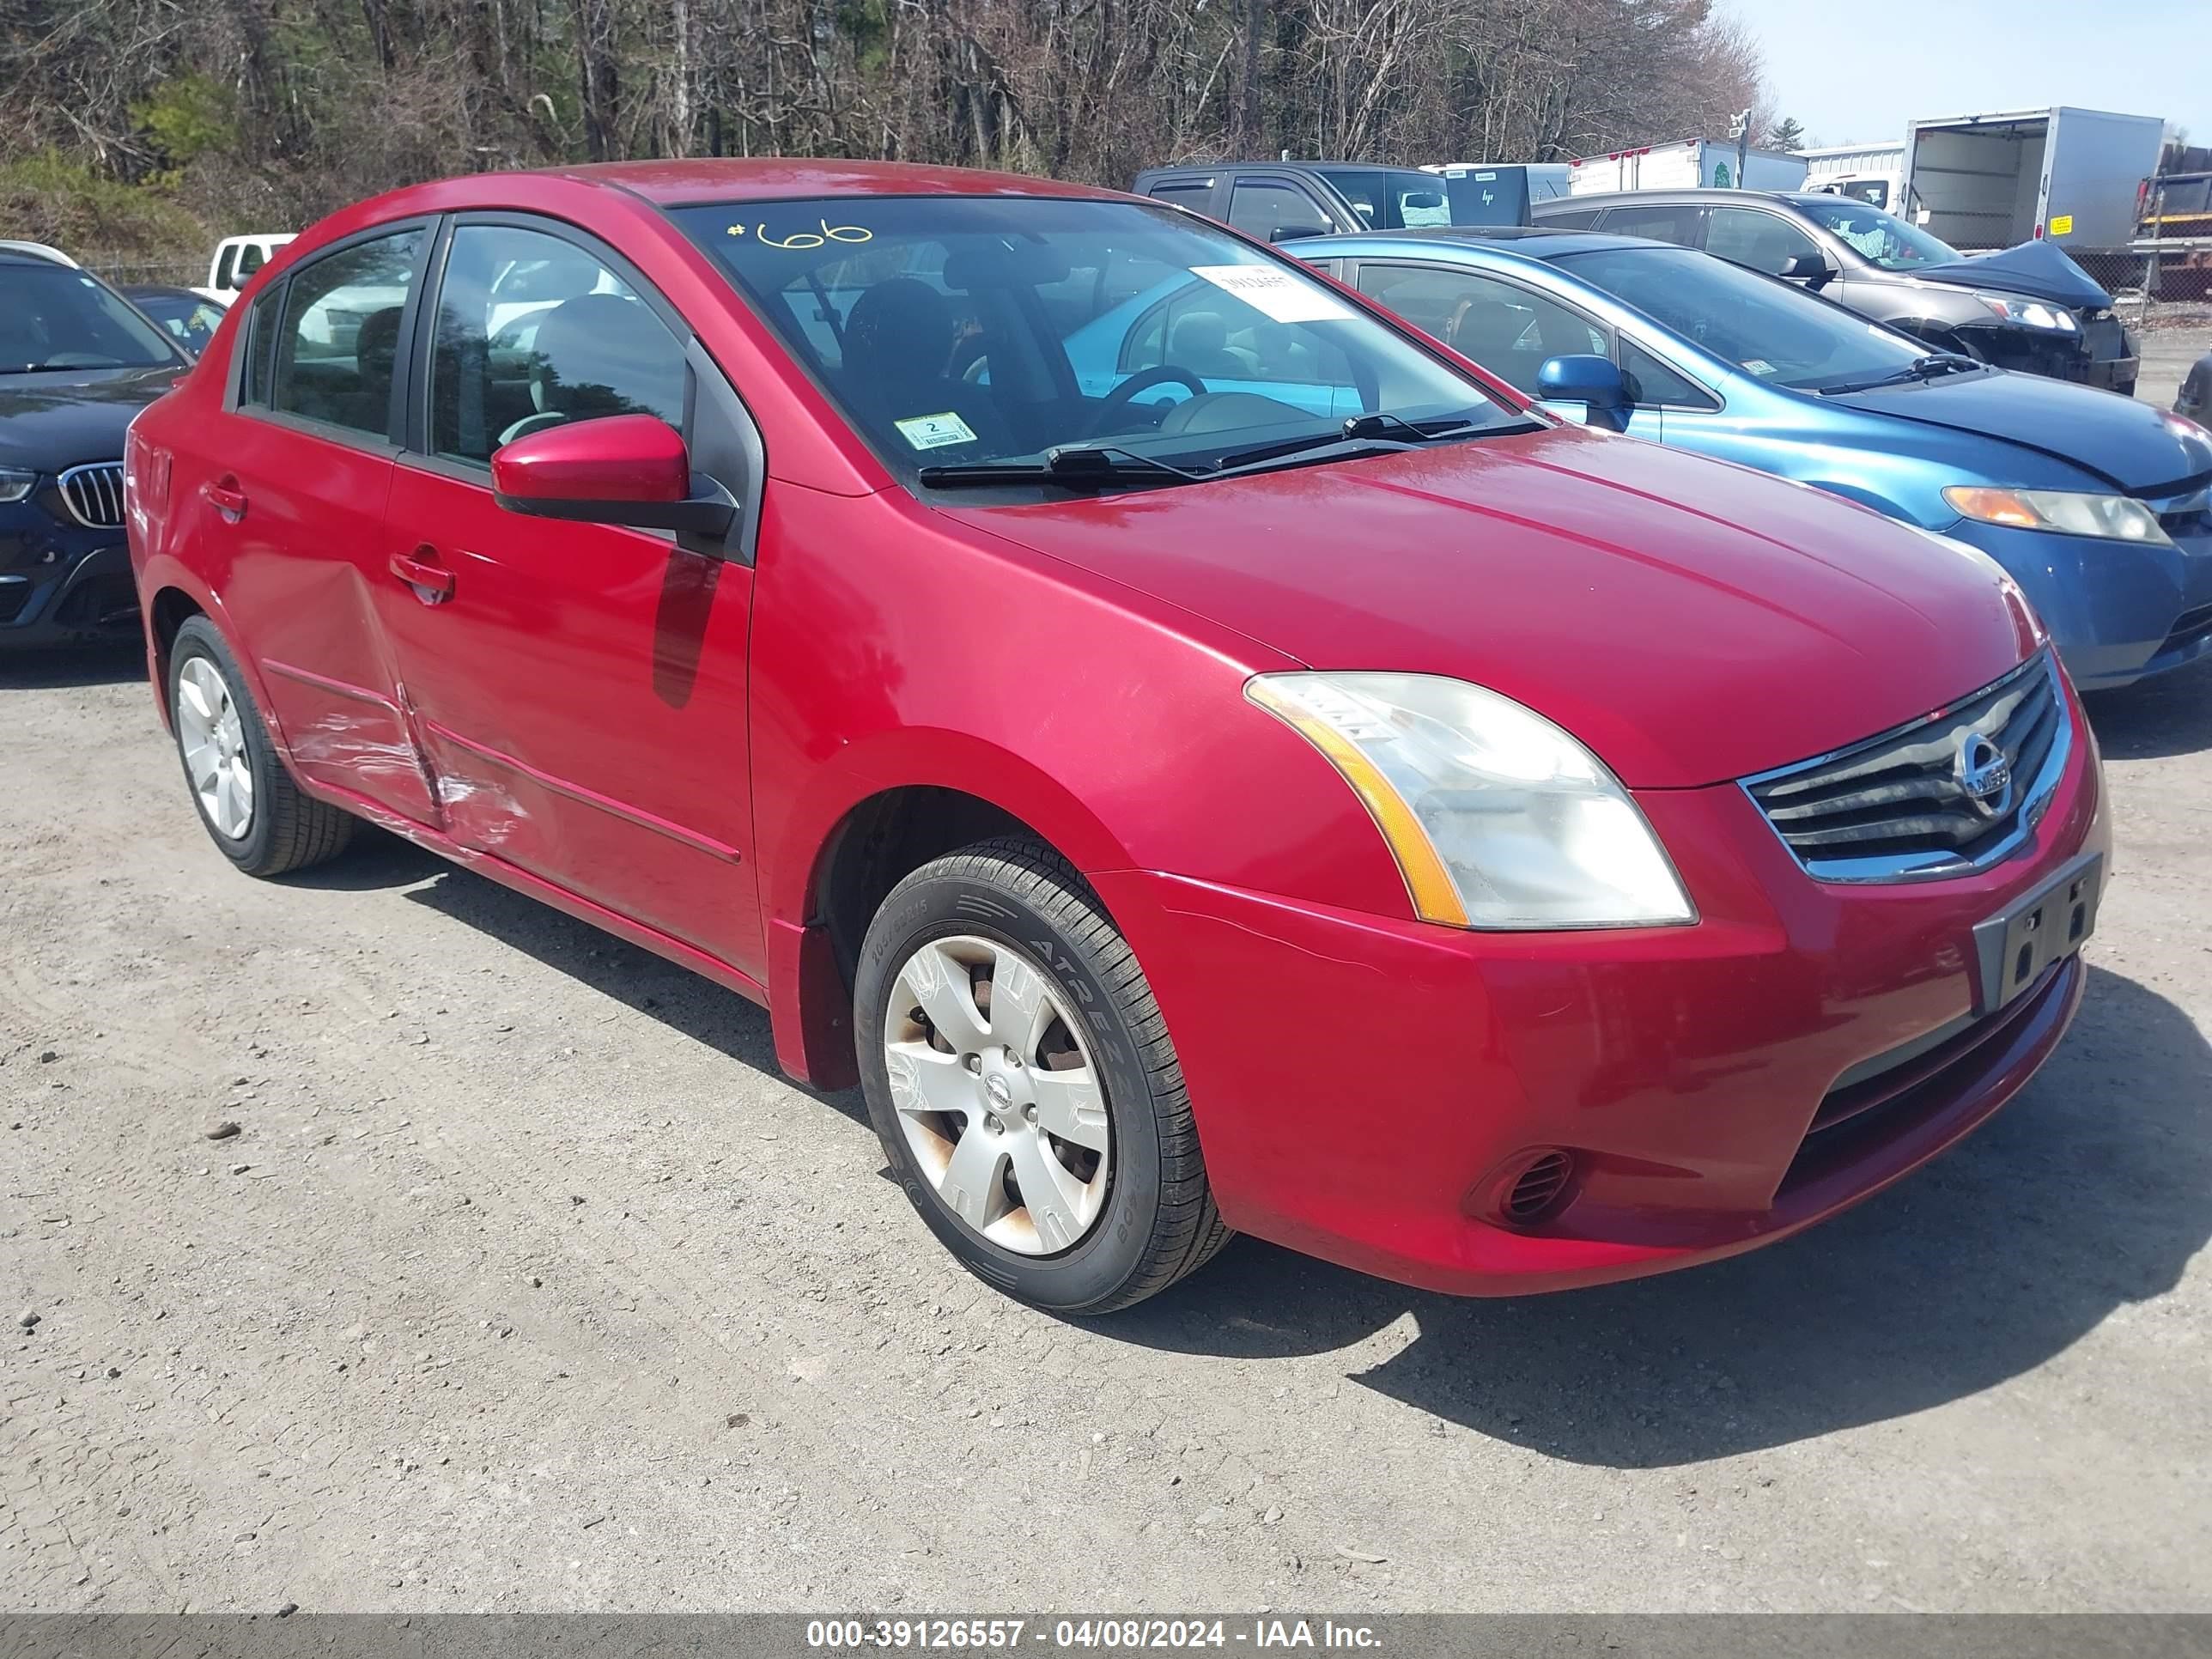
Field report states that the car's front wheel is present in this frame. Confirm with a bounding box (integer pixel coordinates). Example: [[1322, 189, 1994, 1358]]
[[854, 838, 1229, 1314], [168, 616, 355, 878]]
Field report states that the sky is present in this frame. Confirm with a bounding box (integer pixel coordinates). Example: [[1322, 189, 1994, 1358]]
[[1722, 0, 2212, 150]]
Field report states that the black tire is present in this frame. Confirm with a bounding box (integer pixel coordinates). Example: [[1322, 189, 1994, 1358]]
[[168, 616, 355, 878], [854, 837, 1230, 1315]]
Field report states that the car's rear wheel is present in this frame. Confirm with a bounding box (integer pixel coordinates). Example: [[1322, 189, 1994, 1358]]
[[169, 616, 355, 877], [854, 838, 1229, 1314]]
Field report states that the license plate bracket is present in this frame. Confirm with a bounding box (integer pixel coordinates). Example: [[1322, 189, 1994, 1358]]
[[1972, 851, 2103, 1016]]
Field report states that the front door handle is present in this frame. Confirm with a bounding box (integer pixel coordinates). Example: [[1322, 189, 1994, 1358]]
[[389, 545, 455, 605], [203, 477, 247, 523]]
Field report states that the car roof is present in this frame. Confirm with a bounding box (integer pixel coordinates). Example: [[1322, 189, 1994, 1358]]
[[1294, 226, 1657, 260], [1544, 189, 1843, 210], [0, 240, 77, 267], [530, 159, 1130, 207]]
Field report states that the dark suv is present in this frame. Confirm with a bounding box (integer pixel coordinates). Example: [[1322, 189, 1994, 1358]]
[[1, 241, 190, 647], [1133, 162, 1457, 240], [1535, 189, 2138, 394]]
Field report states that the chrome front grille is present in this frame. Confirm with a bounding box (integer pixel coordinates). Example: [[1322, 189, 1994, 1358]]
[[58, 461, 125, 529], [1743, 652, 2069, 884]]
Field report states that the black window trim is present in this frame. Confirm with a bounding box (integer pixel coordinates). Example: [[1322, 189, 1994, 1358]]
[[226, 216, 438, 459], [400, 208, 765, 566]]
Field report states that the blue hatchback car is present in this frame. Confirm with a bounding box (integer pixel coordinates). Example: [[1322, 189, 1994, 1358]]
[[1256, 227, 2212, 690]]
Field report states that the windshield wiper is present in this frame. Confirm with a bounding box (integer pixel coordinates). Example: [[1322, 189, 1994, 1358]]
[[1820, 353, 1983, 395], [915, 444, 1201, 490]]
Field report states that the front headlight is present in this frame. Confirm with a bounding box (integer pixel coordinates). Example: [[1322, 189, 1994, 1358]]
[[0, 466, 35, 503], [1246, 672, 1695, 930], [1943, 485, 2172, 547], [1975, 294, 2077, 331]]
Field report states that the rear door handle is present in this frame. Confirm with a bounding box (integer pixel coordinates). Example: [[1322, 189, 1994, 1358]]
[[203, 477, 247, 522], [389, 545, 455, 605]]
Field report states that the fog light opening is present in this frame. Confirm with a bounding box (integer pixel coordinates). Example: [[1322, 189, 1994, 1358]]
[[1500, 1150, 1577, 1226]]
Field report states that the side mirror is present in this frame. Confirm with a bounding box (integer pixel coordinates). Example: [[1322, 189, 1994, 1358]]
[[1783, 252, 1836, 289], [1269, 222, 1332, 243], [1536, 354, 1632, 431], [492, 414, 735, 539]]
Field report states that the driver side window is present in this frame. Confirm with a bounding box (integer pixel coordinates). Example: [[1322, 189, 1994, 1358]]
[[428, 222, 685, 468]]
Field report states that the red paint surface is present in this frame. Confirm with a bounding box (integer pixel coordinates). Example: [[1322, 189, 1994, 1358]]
[[127, 160, 2104, 1297], [492, 415, 691, 506]]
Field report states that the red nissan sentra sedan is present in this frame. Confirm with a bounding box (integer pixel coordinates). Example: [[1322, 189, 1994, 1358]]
[[125, 161, 2106, 1313]]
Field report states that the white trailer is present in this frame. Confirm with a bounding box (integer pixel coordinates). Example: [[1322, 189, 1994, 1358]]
[[1901, 106, 2164, 251], [1567, 138, 1808, 196], [1800, 141, 1906, 211]]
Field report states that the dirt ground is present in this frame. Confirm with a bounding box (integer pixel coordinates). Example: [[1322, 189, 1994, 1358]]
[[4, 349, 2211, 1615]]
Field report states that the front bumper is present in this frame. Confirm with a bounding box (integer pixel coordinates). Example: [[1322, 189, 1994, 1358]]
[[1957, 319, 2134, 392], [1948, 517, 2212, 690], [1092, 699, 2104, 1297], [0, 503, 138, 649]]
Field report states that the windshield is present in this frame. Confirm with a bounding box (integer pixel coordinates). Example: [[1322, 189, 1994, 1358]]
[[674, 196, 1521, 492], [0, 264, 180, 372], [1557, 244, 1937, 393], [1791, 197, 1958, 271]]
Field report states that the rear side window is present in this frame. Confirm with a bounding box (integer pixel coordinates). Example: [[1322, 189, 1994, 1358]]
[[1600, 204, 1707, 247], [1539, 207, 1603, 228], [428, 222, 686, 467], [269, 230, 422, 438], [1147, 181, 1216, 215]]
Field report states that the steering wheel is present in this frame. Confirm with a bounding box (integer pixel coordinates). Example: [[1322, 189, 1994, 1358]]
[[1088, 366, 1208, 435]]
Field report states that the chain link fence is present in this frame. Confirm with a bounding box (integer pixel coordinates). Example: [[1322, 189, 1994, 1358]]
[[77, 252, 203, 289], [2067, 175, 2212, 340]]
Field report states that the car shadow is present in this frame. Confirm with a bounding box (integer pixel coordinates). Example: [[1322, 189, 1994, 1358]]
[[2083, 659, 2212, 760], [260, 827, 2209, 1465], [1097, 963, 2209, 1468], [0, 641, 144, 690], [337, 847, 873, 1129]]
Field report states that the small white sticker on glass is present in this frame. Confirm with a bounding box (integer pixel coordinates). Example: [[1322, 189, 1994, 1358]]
[[894, 411, 978, 450], [1743, 358, 1777, 376], [1190, 264, 1357, 325]]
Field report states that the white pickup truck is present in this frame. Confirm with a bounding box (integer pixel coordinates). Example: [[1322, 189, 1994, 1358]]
[[194, 234, 295, 304]]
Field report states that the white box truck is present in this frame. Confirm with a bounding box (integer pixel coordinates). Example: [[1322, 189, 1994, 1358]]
[[1567, 138, 1808, 196], [1800, 141, 1906, 211], [1901, 107, 2165, 251]]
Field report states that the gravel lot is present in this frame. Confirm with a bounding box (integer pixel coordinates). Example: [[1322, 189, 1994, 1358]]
[[5, 347, 2211, 1615]]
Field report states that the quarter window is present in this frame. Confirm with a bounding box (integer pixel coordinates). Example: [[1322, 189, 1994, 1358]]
[[268, 229, 422, 438], [1620, 341, 1717, 410], [428, 223, 686, 467]]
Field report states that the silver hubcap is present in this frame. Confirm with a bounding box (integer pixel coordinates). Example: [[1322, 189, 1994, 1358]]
[[176, 656, 254, 841], [884, 934, 1111, 1256]]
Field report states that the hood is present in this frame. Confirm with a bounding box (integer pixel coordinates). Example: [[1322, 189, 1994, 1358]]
[[1826, 368, 2212, 495], [1911, 240, 2114, 309], [0, 365, 178, 471], [945, 428, 2039, 789]]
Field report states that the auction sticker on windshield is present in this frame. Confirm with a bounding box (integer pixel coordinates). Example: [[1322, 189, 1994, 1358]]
[[894, 412, 979, 450], [1191, 264, 1357, 325]]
